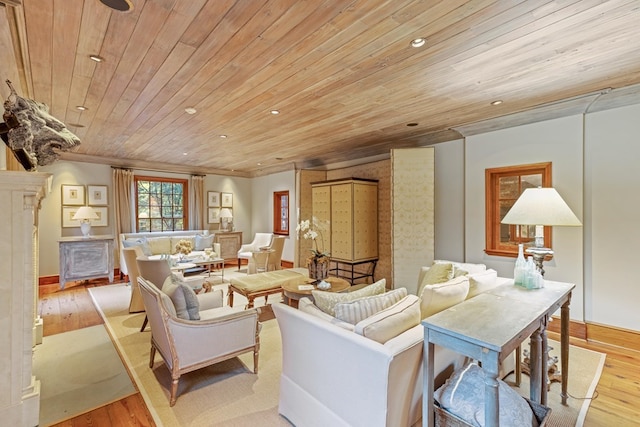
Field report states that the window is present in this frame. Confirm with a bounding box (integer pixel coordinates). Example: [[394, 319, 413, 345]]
[[273, 190, 289, 235], [485, 162, 551, 257], [135, 176, 188, 232]]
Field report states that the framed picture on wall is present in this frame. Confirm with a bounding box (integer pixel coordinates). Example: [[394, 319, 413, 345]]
[[221, 192, 233, 208], [208, 207, 220, 224], [61, 184, 85, 206], [61, 206, 81, 228], [92, 206, 108, 227], [208, 191, 220, 207], [88, 185, 108, 206]]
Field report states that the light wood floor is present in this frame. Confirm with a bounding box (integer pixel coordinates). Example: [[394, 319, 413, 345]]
[[39, 279, 639, 426]]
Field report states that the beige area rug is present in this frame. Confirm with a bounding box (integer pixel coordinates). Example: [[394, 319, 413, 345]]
[[89, 270, 291, 427], [89, 271, 605, 427], [33, 324, 137, 426], [504, 342, 606, 427]]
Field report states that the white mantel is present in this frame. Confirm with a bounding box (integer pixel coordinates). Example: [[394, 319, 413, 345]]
[[0, 171, 51, 426]]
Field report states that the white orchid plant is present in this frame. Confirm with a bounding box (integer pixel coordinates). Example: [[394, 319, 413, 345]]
[[296, 216, 330, 259]]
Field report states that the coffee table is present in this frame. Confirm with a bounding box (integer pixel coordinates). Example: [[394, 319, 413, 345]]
[[282, 276, 350, 307]]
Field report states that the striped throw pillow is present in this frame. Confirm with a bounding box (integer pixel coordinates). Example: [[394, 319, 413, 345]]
[[334, 287, 407, 324]]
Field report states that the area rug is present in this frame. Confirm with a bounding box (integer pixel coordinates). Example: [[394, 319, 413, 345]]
[[89, 279, 605, 427], [33, 324, 137, 426]]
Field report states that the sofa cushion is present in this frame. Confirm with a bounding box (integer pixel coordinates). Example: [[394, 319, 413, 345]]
[[312, 278, 386, 316], [123, 237, 152, 256], [419, 276, 470, 318], [334, 287, 408, 324], [435, 260, 487, 275], [434, 363, 539, 427], [195, 233, 214, 251], [146, 236, 172, 255], [162, 274, 200, 320], [417, 263, 454, 297], [354, 294, 420, 344], [466, 269, 498, 299], [298, 298, 355, 331]]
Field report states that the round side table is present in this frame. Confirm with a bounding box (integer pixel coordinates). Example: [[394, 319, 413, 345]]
[[282, 276, 350, 308]]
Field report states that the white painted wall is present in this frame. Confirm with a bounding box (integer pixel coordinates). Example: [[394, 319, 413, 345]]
[[251, 170, 297, 264], [204, 174, 252, 236], [584, 103, 640, 330]]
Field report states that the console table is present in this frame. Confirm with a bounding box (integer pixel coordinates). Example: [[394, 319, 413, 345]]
[[59, 235, 114, 289], [422, 279, 574, 427]]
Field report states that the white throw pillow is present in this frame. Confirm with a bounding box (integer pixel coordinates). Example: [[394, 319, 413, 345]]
[[419, 276, 470, 318], [195, 234, 214, 251], [162, 274, 200, 320], [354, 294, 420, 344], [147, 236, 172, 255], [312, 278, 386, 316], [466, 269, 498, 299], [334, 288, 407, 324], [435, 260, 487, 275]]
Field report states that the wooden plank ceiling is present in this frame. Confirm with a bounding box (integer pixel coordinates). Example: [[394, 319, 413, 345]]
[[2, 0, 640, 177]]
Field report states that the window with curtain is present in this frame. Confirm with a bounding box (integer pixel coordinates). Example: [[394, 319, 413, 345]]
[[135, 176, 189, 232], [485, 162, 551, 257], [273, 190, 289, 235]]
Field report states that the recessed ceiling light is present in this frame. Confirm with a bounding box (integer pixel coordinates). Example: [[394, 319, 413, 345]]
[[76, 105, 87, 111], [270, 110, 280, 115], [407, 122, 419, 127], [257, 162, 262, 166], [99, 0, 133, 12], [491, 100, 503, 106], [185, 107, 197, 114], [411, 38, 426, 48], [219, 134, 227, 138], [67, 123, 85, 128], [183, 152, 188, 156], [89, 54, 104, 62], [275, 157, 283, 161]]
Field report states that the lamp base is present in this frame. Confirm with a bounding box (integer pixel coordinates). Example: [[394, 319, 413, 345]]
[[525, 247, 553, 276], [80, 221, 92, 238]]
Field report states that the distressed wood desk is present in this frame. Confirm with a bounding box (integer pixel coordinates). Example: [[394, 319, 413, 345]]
[[422, 280, 574, 427]]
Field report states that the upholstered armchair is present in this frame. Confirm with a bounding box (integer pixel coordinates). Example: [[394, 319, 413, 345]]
[[237, 232, 273, 270], [122, 246, 146, 313], [137, 277, 261, 406], [137, 257, 173, 332], [247, 235, 286, 274]]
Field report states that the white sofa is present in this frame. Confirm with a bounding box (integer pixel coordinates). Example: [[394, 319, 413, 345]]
[[119, 230, 219, 276], [272, 261, 514, 427]]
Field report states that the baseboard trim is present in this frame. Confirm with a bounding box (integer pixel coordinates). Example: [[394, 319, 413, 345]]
[[548, 316, 639, 351], [38, 269, 122, 286]]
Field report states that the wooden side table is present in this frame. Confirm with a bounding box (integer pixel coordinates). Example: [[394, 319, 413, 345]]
[[422, 280, 574, 427], [282, 276, 350, 307]]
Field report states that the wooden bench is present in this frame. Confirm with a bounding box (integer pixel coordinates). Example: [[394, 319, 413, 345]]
[[228, 268, 308, 308]]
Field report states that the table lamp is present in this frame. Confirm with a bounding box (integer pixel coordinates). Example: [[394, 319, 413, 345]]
[[73, 206, 99, 238], [501, 187, 581, 275], [219, 208, 233, 231]]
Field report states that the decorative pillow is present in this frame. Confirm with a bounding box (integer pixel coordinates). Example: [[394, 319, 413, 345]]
[[334, 288, 407, 324], [417, 263, 454, 297], [419, 276, 470, 318], [434, 363, 539, 427], [466, 269, 498, 299], [298, 298, 355, 331], [123, 237, 152, 256], [195, 233, 214, 251], [354, 294, 420, 344], [312, 279, 386, 316], [435, 260, 487, 275], [146, 236, 172, 255], [161, 274, 200, 320]]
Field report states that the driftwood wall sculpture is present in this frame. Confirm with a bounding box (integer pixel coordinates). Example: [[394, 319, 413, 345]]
[[2, 80, 80, 170]]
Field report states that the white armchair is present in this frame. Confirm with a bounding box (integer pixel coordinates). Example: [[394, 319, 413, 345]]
[[237, 232, 273, 270], [247, 235, 286, 274], [137, 277, 261, 406]]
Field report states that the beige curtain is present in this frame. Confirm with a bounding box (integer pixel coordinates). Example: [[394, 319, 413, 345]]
[[191, 175, 205, 230], [113, 168, 134, 263]]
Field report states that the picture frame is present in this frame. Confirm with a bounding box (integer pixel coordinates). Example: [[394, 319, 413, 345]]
[[92, 206, 108, 227], [208, 207, 220, 224], [221, 192, 233, 208], [208, 191, 220, 207], [61, 184, 85, 206], [88, 185, 108, 206], [61, 206, 81, 228]]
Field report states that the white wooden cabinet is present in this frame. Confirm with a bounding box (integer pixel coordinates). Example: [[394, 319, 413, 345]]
[[59, 235, 114, 289]]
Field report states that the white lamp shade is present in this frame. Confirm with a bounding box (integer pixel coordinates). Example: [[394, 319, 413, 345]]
[[219, 208, 233, 219], [72, 206, 99, 220], [501, 187, 581, 226]]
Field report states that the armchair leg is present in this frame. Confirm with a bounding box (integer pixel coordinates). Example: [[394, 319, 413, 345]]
[[140, 315, 148, 332], [253, 335, 260, 374], [238, 258, 241, 270], [149, 344, 156, 368], [170, 375, 180, 407]]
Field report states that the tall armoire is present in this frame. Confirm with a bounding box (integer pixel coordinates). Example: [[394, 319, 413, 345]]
[[311, 178, 378, 278]]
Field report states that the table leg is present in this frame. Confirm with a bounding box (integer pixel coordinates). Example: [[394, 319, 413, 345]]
[[515, 344, 521, 387], [529, 324, 543, 403], [227, 287, 234, 307], [423, 336, 435, 427], [481, 353, 500, 427], [541, 316, 549, 405], [561, 295, 571, 405]]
